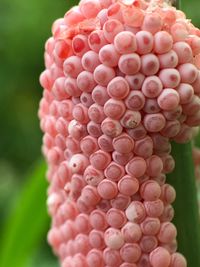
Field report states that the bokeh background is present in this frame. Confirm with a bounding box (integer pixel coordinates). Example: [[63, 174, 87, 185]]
[[0, 0, 199, 267]]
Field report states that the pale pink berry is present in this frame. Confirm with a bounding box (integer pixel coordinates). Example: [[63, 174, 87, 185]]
[[118, 175, 139, 196], [170, 253, 187, 267], [89, 209, 108, 230], [140, 235, 158, 253], [72, 34, 90, 57], [103, 247, 122, 266], [112, 133, 134, 154], [101, 117, 123, 137], [77, 70, 96, 92], [125, 72, 145, 90], [92, 85, 110, 105], [84, 165, 104, 186], [144, 199, 164, 217], [72, 103, 89, 124], [106, 208, 127, 228], [82, 50, 100, 72], [143, 99, 161, 114], [121, 222, 142, 243], [63, 56, 83, 78], [120, 110, 142, 129], [87, 121, 102, 137], [173, 42, 193, 64], [157, 89, 180, 111], [120, 243, 142, 263], [178, 63, 198, 84], [127, 124, 147, 140], [140, 217, 160, 235], [176, 83, 194, 104], [158, 50, 178, 69], [159, 69, 181, 88], [112, 151, 133, 166], [150, 247, 171, 267], [64, 6, 85, 26], [105, 161, 125, 181], [122, 5, 144, 28], [110, 193, 131, 210], [126, 156, 147, 177], [104, 227, 124, 249], [89, 229, 105, 249], [125, 201, 146, 223], [125, 90, 145, 111], [103, 19, 124, 43], [88, 30, 108, 53], [86, 249, 103, 267], [140, 180, 161, 201], [107, 76, 130, 99], [143, 113, 166, 132], [104, 99, 126, 119], [64, 77, 82, 97], [97, 179, 118, 199], [114, 31, 137, 54], [107, 2, 123, 22], [99, 44, 120, 67], [136, 31, 154, 55], [88, 103, 106, 123], [90, 150, 111, 170], [141, 54, 160, 76], [170, 22, 188, 42], [98, 134, 113, 152], [118, 53, 141, 75], [94, 64, 116, 86], [154, 31, 173, 54], [134, 136, 153, 158], [80, 0, 101, 18], [142, 76, 163, 98]]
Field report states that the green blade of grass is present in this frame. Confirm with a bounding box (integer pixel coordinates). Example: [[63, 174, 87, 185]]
[[0, 159, 49, 267], [167, 142, 200, 266]]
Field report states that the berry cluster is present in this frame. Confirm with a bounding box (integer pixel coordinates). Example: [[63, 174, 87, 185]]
[[39, 0, 200, 266]]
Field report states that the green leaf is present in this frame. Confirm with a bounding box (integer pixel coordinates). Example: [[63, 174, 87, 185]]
[[167, 142, 200, 267], [0, 160, 49, 267]]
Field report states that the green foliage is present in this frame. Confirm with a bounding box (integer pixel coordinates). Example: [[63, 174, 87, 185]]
[[167, 143, 200, 267], [0, 160, 49, 267]]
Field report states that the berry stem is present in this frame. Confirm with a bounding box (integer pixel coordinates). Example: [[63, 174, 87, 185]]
[[167, 142, 200, 266]]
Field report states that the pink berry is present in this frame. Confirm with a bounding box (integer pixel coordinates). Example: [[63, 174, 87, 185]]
[[104, 99, 126, 119], [118, 175, 139, 196], [125, 201, 146, 223], [125, 90, 145, 111], [82, 51, 100, 72], [99, 44, 120, 67], [112, 133, 134, 154], [97, 179, 118, 199], [136, 31, 154, 55], [121, 222, 142, 243], [141, 54, 160, 76], [142, 76, 163, 98], [154, 31, 173, 54], [104, 227, 124, 249], [157, 89, 180, 111], [118, 53, 141, 75], [150, 247, 171, 267], [94, 64, 116, 86], [114, 31, 137, 54], [103, 19, 124, 43], [107, 77, 130, 99], [125, 157, 147, 177], [158, 50, 178, 69]]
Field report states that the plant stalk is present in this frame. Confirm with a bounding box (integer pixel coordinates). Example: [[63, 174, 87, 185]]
[[167, 142, 200, 267]]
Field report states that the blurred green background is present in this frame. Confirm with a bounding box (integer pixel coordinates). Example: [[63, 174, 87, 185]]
[[0, 0, 200, 267]]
